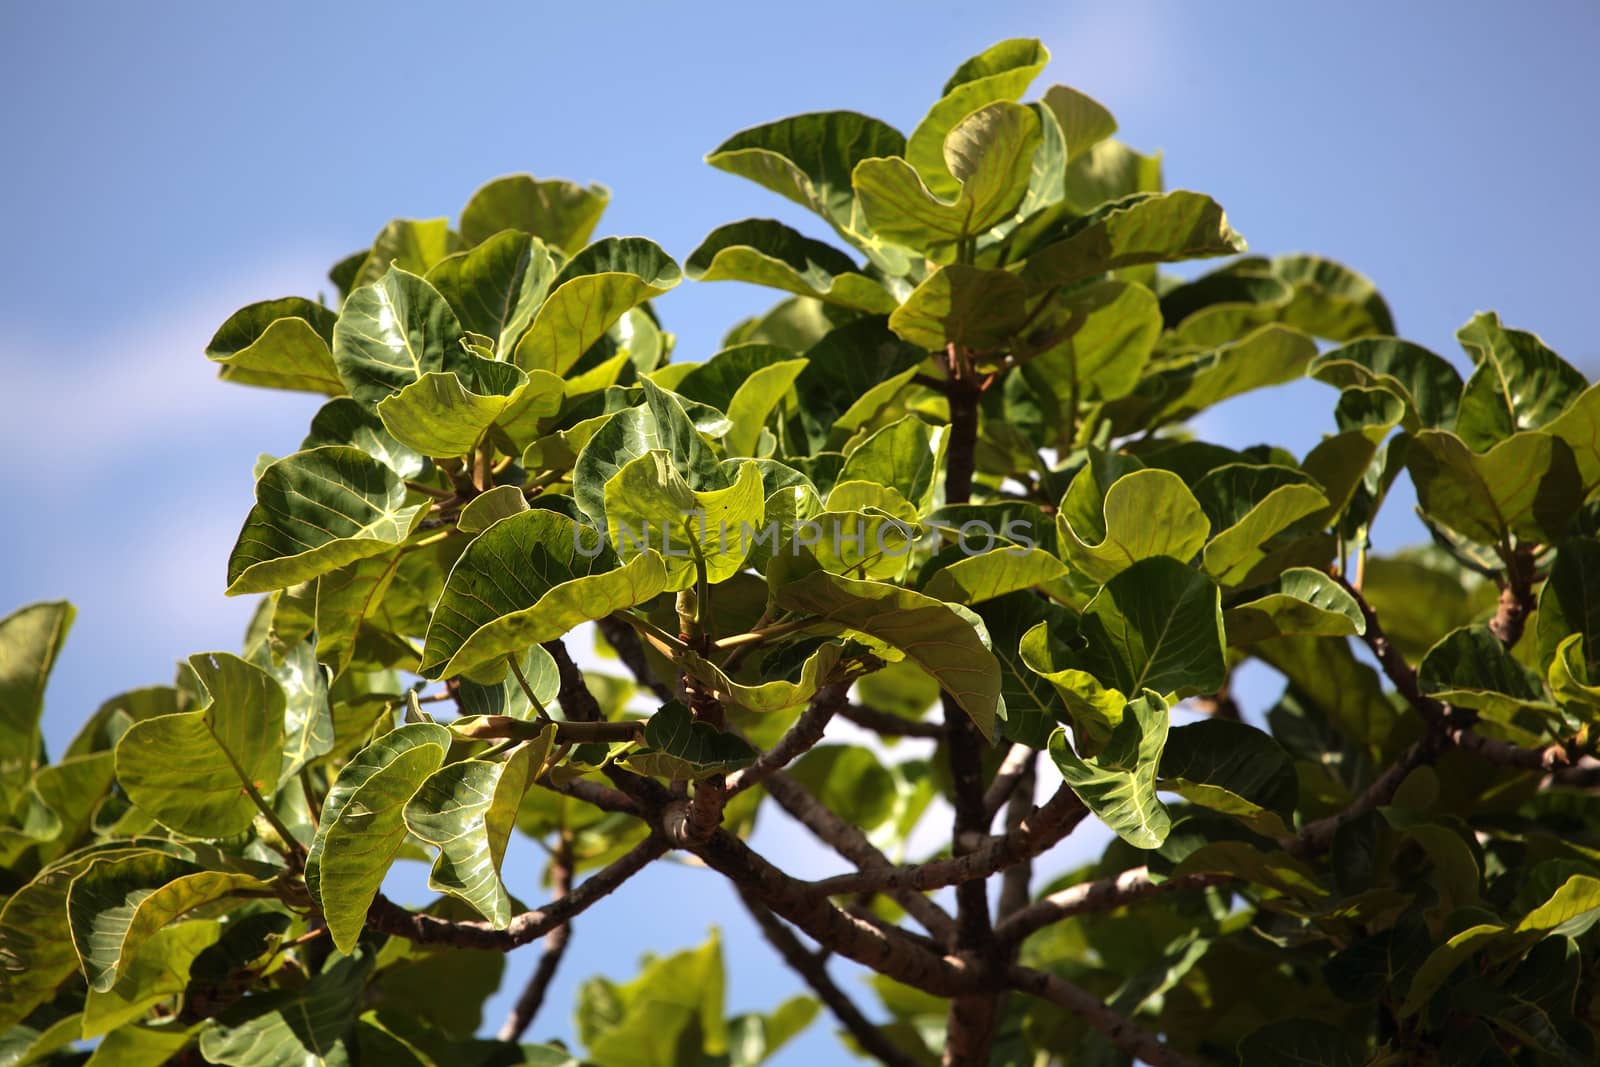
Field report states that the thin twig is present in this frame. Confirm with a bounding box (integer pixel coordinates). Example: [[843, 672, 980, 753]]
[[497, 836, 576, 1041], [726, 686, 845, 795]]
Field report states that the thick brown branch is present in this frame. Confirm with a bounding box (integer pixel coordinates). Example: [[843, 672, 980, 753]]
[[801, 785, 1085, 899], [763, 769, 957, 944], [726, 685, 845, 795], [531, 773, 638, 815], [688, 827, 977, 996], [1007, 964, 1199, 1067], [366, 835, 667, 950], [997, 753, 1038, 922], [1488, 544, 1536, 650], [497, 837, 575, 1041], [738, 887, 923, 1067]]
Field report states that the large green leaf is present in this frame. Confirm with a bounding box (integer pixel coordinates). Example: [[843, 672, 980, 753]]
[[923, 546, 1067, 606], [1455, 311, 1586, 451], [788, 744, 898, 831], [677, 642, 858, 715], [1104, 324, 1317, 434], [115, 652, 285, 838], [258, 637, 335, 779], [1196, 466, 1328, 587], [1159, 719, 1297, 834], [1017, 191, 1244, 292], [1223, 568, 1365, 646], [772, 561, 1001, 739], [405, 742, 541, 927], [1019, 279, 1162, 413], [604, 452, 765, 591], [907, 38, 1049, 199], [198, 951, 372, 1067], [331, 266, 467, 408], [707, 110, 906, 235], [420, 509, 669, 680], [225, 446, 427, 595], [581, 931, 729, 1064], [459, 174, 610, 255], [686, 219, 895, 314], [376, 365, 563, 458], [1538, 539, 1600, 675], [71, 861, 271, 993], [301, 397, 424, 479], [976, 593, 1074, 747], [1057, 465, 1210, 584], [1271, 253, 1395, 341], [348, 218, 452, 290], [206, 298, 344, 396], [837, 415, 948, 514], [308, 725, 450, 952], [1079, 556, 1227, 697], [82, 918, 227, 1036], [1047, 693, 1170, 848], [889, 265, 1027, 353], [1406, 429, 1581, 544], [1308, 337, 1462, 431], [0, 601, 72, 783], [623, 701, 758, 780], [789, 317, 926, 451], [854, 102, 1041, 256], [514, 237, 681, 375], [1418, 625, 1553, 717], [425, 229, 558, 359], [1041, 84, 1117, 162]]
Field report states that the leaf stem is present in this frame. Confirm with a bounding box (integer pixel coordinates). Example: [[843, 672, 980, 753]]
[[507, 654, 551, 720]]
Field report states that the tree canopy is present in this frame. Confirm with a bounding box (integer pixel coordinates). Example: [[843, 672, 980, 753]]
[[5, 34, 1600, 1067]]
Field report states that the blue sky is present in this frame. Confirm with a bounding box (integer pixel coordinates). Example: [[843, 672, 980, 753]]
[[2, 1, 1597, 1060]]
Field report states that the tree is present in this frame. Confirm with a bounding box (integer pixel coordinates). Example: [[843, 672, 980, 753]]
[[3, 33, 1599, 1067]]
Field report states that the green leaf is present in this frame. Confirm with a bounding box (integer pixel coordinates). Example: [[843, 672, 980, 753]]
[[1517, 874, 1600, 937], [457, 484, 531, 534], [1047, 693, 1170, 848], [308, 725, 450, 953], [773, 562, 1001, 739], [115, 652, 286, 838], [331, 266, 467, 408], [1057, 466, 1210, 584], [376, 365, 563, 457], [71, 860, 271, 993], [1419, 625, 1553, 717], [923, 546, 1067, 606], [0, 601, 72, 782], [678, 642, 857, 715], [582, 930, 729, 1064], [425, 229, 558, 359], [977, 593, 1073, 747], [1271, 253, 1395, 341], [1019, 279, 1162, 410], [1538, 539, 1600, 675], [1406, 429, 1581, 545], [1238, 1019, 1364, 1067], [1104, 324, 1317, 435], [707, 110, 906, 236], [301, 397, 424, 479], [349, 218, 452, 290], [199, 951, 371, 1066], [85, 1022, 200, 1067], [907, 39, 1048, 199], [888, 265, 1027, 352], [1018, 191, 1244, 292], [459, 174, 610, 255], [1399, 922, 1507, 1017], [420, 509, 669, 680], [1197, 466, 1328, 587], [314, 550, 407, 678], [788, 744, 897, 831], [82, 919, 226, 1036], [1080, 556, 1227, 697], [837, 415, 949, 514], [405, 742, 541, 926], [1224, 568, 1365, 645], [514, 237, 681, 375], [624, 701, 757, 779], [1455, 311, 1586, 451], [1544, 383, 1600, 490], [225, 446, 428, 595], [604, 452, 766, 591], [686, 219, 895, 313], [854, 101, 1041, 256], [1308, 337, 1462, 431], [1041, 84, 1117, 162], [207, 298, 344, 395], [790, 317, 926, 452], [1159, 719, 1297, 833]]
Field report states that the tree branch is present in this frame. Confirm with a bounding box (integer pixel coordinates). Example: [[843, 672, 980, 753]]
[[801, 785, 1084, 899], [763, 769, 958, 944], [997, 752, 1038, 922], [995, 867, 1230, 947], [496, 836, 575, 1041], [726, 685, 845, 796], [365, 834, 667, 950], [542, 638, 670, 810], [738, 886, 923, 1067], [838, 702, 947, 739], [1007, 964, 1198, 1067], [981, 743, 1033, 822]]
